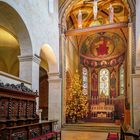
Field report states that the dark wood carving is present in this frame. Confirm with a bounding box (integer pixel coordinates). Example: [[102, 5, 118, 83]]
[[0, 83, 39, 129], [120, 124, 140, 140], [0, 121, 55, 140], [0, 82, 37, 94], [0, 83, 59, 140]]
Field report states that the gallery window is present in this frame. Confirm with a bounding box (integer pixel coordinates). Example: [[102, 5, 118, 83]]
[[82, 67, 88, 95], [99, 68, 110, 96], [120, 64, 124, 95]]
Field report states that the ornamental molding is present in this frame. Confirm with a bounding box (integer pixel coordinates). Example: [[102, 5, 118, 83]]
[[18, 54, 41, 64], [48, 72, 62, 82], [0, 81, 37, 95]]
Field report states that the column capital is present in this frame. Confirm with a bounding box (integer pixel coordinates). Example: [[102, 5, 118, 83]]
[[128, 22, 133, 27], [18, 54, 41, 64], [135, 66, 140, 74], [48, 72, 62, 82]]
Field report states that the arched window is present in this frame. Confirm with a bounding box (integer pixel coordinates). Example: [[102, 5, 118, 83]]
[[99, 68, 110, 96], [82, 67, 88, 95], [120, 65, 124, 95]]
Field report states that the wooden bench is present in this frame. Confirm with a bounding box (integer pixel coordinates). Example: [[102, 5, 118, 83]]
[[31, 131, 61, 140], [31, 132, 55, 140], [0, 120, 58, 140], [0, 83, 61, 140], [120, 124, 140, 140]]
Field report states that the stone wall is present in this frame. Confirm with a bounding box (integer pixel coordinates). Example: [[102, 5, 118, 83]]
[[0, 0, 62, 126]]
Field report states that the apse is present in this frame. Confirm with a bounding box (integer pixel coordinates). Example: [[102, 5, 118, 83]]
[[64, 0, 129, 124]]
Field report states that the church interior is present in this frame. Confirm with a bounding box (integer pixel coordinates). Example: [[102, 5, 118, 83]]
[[0, 0, 139, 140]]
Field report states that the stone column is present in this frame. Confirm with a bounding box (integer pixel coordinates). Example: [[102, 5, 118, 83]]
[[18, 55, 41, 112], [61, 34, 67, 125], [136, 0, 140, 69], [127, 23, 133, 102], [131, 0, 140, 132], [48, 72, 62, 127]]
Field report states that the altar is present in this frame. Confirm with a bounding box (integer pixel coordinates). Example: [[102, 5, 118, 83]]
[[90, 101, 114, 120]]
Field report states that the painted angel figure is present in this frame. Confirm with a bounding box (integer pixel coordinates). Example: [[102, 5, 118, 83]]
[[109, 4, 114, 23]]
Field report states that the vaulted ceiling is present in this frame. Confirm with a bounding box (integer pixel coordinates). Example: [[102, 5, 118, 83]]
[[59, 0, 135, 30], [0, 27, 19, 76]]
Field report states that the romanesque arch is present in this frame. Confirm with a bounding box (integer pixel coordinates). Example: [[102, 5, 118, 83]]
[[0, 1, 32, 55]]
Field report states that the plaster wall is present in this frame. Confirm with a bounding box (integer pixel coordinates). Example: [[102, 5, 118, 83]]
[[0, 0, 62, 125], [0, 0, 59, 72]]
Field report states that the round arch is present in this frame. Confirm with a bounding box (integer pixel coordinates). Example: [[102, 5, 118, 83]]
[[0, 1, 32, 56], [40, 44, 57, 72]]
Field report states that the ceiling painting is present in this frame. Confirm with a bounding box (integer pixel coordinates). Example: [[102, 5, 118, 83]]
[[62, 0, 129, 30], [80, 32, 126, 68]]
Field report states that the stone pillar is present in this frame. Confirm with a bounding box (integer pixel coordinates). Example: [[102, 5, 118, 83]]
[[18, 55, 41, 112], [136, 0, 140, 69], [48, 72, 62, 127], [131, 0, 140, 132], [131, 75, 140, 132], [61, 34, 67, 125], [127, 23, 133, 102], [38, 109, 42, 122]]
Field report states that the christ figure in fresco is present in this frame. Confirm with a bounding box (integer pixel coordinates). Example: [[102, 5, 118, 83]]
[[96, 37, 109, 56]]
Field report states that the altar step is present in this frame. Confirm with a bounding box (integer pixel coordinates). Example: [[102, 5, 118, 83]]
[[62, 123, 120, 133]]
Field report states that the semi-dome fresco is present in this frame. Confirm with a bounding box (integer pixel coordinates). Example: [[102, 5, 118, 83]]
[[80, 32, 126, 68]]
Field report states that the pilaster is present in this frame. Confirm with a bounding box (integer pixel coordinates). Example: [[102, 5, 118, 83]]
[[48, 72, 62, 127], [131, 74, 140, 132], [18, 54, 41, 113], [131, 0, 140, 131]]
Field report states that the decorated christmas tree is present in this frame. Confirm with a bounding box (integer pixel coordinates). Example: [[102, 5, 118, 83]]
[[66, 72, 88, 122]]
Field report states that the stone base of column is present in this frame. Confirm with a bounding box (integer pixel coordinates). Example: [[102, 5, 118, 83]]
[[131, 74, 140, 132], [48, 72, 62, 127]]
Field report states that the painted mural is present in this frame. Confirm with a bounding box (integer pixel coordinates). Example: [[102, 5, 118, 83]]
[[80, 32, 125, 68], [79, 32, 126, 123], [91, 36, 114, 57]]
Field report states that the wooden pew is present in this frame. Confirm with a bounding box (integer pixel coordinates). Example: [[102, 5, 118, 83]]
[[120, 124, 140, 140], [0, 120, 56, 140]]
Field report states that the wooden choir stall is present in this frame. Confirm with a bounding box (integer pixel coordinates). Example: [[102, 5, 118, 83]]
[[0, 82, 61, 140]]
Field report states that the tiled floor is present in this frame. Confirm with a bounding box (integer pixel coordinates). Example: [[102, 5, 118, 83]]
[[61, 131, 108, 140]]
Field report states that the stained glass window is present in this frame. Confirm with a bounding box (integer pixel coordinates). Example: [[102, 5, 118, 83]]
[[99, 69, 109, 96], [82, 67, 88, 95], [120, 65, 124, 95]]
